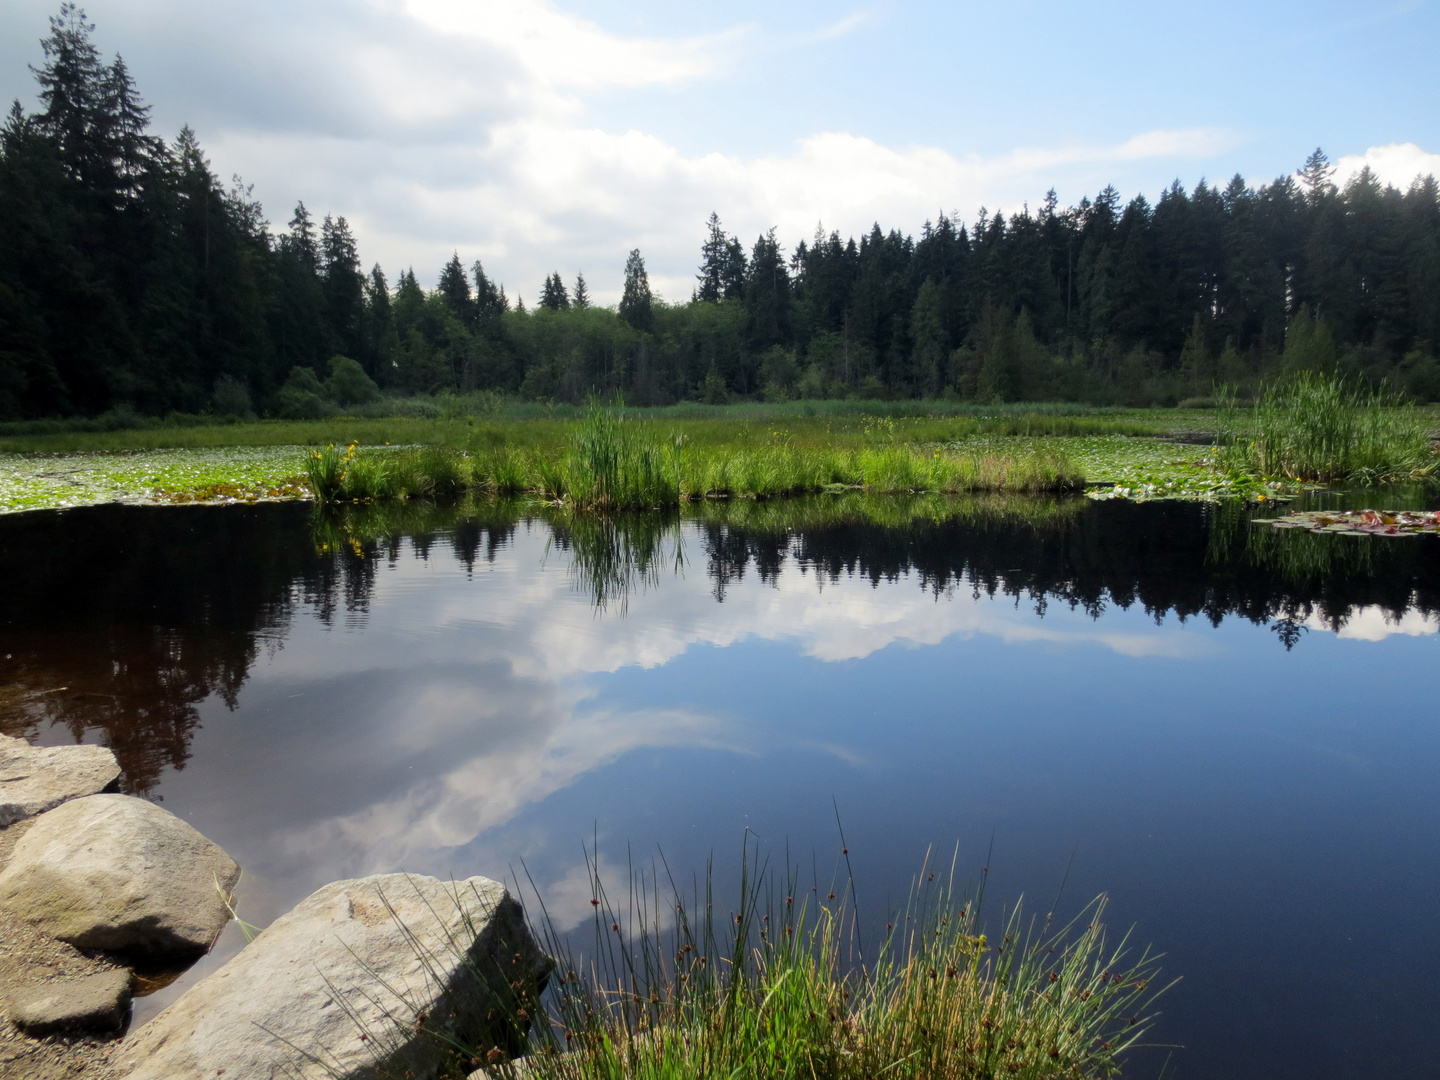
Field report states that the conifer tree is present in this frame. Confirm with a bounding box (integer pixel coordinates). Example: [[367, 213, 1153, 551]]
[[573, 272, 590, 309], [437, 252, 473, 324], [744, 228, 791, 354], [619, 249, 653, 332], [697, 212, 728, 301], [539, 272, 569, 310], [321, 215, 364, 356], [472, 260, 505, 328], [286, 203, 318, 265]]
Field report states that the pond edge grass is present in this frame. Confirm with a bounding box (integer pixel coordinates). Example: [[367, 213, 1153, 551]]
[[305, 405, 1086, 510]]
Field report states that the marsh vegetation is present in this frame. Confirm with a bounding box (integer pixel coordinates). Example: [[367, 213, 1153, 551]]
[[303, 403, 1086, 510], [1215, 371, 1437, 484], [488, 846, 1166, 1080]]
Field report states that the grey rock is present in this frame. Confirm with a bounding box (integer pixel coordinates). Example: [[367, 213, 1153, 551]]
[[0, 794, 239, 958], [0, 733, 120, 827], [111, 873, 552, 1080], [8, 968, 132, 1034]]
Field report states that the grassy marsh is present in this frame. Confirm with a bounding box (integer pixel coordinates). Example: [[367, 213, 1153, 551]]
[[1215, 372, 1438, 484], [4, 393, 1435, 514], [305, 405, 1086, 509]]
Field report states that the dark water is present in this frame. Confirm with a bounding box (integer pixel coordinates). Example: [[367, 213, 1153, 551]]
[[1, 493, 1438, 1079]]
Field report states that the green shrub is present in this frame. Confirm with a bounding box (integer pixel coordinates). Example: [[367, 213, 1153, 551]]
[[564, 402, 680, 510], [277, 366, 333, 420], [325, 355, 382, 406]]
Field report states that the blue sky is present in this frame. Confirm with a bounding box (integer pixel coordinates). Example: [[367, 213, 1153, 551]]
[[3, 0, 1437, 303]]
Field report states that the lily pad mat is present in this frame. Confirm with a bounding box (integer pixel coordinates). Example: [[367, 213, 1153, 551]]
[[0, 447, 308, 514], [1261, 509, 1440, 536], [951, 435, 1295, 502]]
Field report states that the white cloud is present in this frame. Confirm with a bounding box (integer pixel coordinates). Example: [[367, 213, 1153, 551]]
[[213, 520, 1210, 898], [1334, 143, 1440, 191], [1305, 604, 1440, 642], [0, 0, 1258, 303], [402, 0, 749, 91]]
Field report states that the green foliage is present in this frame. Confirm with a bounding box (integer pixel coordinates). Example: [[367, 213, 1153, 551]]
[[277, 366, 333, 420], [325, 355, 382, 406], [300, 407, 1087, 509], [303, 442, 347, 500], [563, 401, 680, 510], [4, 7, 1440, 422], [515, 843, 1167, 1080], [1216, 370, 1436, 483]]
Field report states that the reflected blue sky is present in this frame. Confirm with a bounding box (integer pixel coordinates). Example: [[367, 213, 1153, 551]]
[[2, 502, 1437, 1078], [107, 518, 1440, 1079]]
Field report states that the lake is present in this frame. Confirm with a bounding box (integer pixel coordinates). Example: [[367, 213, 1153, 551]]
[[1, 492, 1437, 1079]]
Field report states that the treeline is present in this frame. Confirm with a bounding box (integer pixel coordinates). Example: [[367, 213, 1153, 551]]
[[4, 7, 1440, 421]]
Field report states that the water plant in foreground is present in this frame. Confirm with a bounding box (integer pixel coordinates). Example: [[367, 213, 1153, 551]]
[[491, 844, 1169, 1080]]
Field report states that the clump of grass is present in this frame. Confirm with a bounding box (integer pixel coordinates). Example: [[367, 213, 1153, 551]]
[[513, 843, 1167, 1080], [472, 447, 532, 496], [392, 446, 470, 498], [1216, 372, 1437, 484], [304, 409, 1086, 508], [563, 402, 680, 510], [304, 443, 349, 501]]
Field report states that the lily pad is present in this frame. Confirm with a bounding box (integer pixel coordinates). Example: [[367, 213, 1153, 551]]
[[1259, 509, 1440, 536]]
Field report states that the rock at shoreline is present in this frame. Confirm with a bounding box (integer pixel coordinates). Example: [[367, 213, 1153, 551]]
[[0, 734, 120, 828], [111, 873, 553, 1080], [7, 969, 132, 1035], [0, 794, 239, 959]]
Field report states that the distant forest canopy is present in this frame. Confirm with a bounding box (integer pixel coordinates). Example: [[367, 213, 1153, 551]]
[[4, 7, 1440, 421]]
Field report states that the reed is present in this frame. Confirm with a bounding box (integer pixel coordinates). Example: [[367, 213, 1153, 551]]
[[505, 842, 1168, 1080], [1216, 372, 1436, 483], [563, 404, 681, 510], [302, 407, 1085, 508]]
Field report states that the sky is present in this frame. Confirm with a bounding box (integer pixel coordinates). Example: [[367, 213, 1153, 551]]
[[3, 0, 1439, 305]]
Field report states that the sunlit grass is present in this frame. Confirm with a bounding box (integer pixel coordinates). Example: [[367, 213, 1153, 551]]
[[496, 841, 1168, 1080]]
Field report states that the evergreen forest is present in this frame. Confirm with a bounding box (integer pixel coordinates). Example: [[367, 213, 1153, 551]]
[[4, 6, 1440, 422]]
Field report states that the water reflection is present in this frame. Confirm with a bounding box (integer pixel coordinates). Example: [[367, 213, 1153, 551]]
[[2, 495, 1437, 795], [0, 495, 1437, 1079]]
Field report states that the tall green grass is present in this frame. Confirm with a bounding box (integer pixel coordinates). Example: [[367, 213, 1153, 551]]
[[1216, 372, 1437, 484], [561, 405, 681, 509], [504, 843, 1167, 1080], [305, 442, 468, 502], [303, 404, 1086, 508]]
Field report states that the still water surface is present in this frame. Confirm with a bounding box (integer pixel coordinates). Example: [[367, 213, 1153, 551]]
[[0, 495, 1437, 1079]]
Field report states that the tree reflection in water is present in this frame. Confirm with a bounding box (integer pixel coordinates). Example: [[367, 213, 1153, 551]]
[[1, 493, 1435, 793]]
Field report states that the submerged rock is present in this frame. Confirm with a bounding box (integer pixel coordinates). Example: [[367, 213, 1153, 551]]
[[7, 969, 132, 1035], [111, 873, 552, 1080], [0, 794, 239, 959], [0, 733, 120, 827]]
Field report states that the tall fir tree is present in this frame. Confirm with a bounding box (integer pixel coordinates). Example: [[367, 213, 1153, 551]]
[[619, 249, 653, 332], [539, 272, 569, 310]]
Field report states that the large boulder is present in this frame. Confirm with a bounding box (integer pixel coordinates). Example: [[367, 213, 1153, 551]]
[[0, 794, 238, 958], [0, 733, 120, 827], [110, 874, 552, 1080]]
